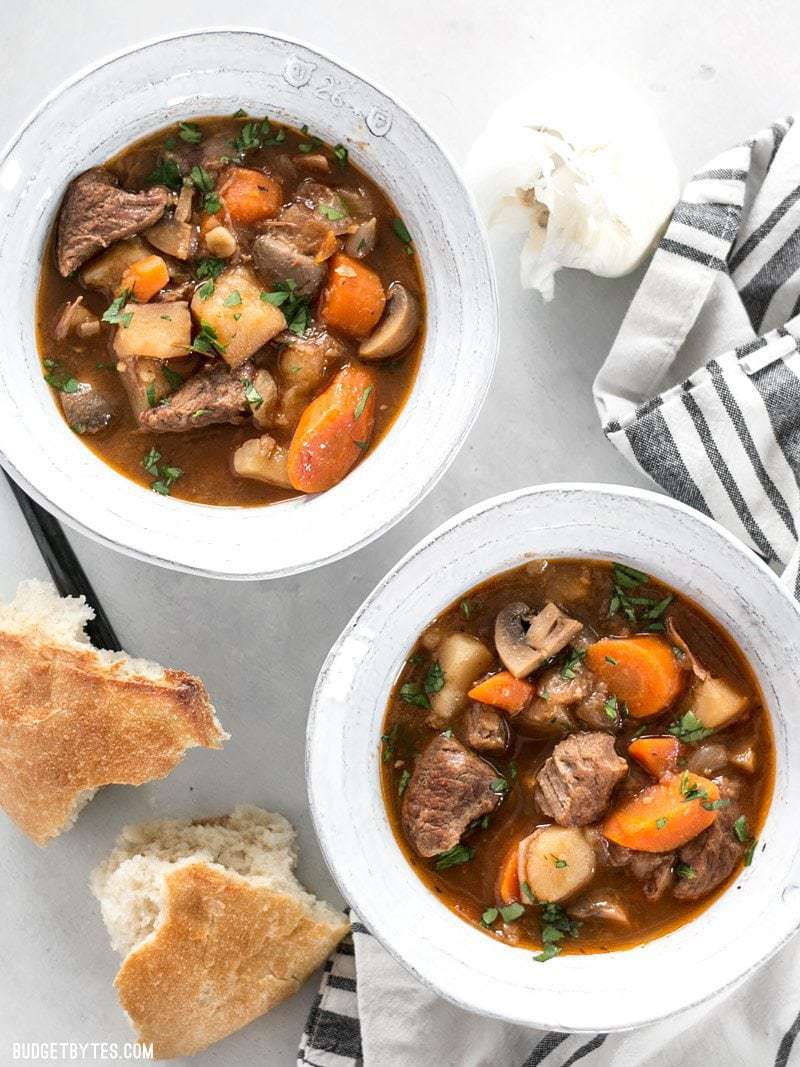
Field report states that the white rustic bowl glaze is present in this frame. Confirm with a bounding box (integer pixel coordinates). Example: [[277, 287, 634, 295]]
[[307, 484, 800, 1031], [0, 29, 497, 579]]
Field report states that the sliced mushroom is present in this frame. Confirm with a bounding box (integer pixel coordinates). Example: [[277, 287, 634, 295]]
[[174, 182, 194, 224], [344, 217, 378, 259], [495, 602, 543, 679], [526, 603, 583, 660], [358, 282, 421, 360]]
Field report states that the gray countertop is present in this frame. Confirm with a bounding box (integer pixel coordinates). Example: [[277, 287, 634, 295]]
[[1, 2, 798, 1063]]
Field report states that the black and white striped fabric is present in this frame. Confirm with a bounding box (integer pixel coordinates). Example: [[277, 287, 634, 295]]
[[299, 911, 800, 1066], [594, 115, 800, 592]]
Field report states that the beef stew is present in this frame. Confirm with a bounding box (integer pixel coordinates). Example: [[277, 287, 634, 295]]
[[37, 115, 425, 505], [381, 558, 774, 958]]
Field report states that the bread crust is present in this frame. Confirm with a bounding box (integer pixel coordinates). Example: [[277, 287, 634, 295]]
[[114, 861, 349, 1059], [0, 632, 225, 844]]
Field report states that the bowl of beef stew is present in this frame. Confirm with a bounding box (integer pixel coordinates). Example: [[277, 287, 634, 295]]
[[0, 30, 497, 577], [307, 484, 800, 1031]]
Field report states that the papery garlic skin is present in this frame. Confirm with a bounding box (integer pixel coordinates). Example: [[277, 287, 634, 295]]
[[465, 70, 680, 300]]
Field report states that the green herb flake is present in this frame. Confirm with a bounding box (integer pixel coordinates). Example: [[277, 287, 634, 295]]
[[233, 108, 248, 119], [733, 815, 750, 843], [333, 143, 349, 167], [318, 200, 348, 222], [397, 769, 411, 796], [490, 778, 508, 794], [656, 817, 668, 830], [460, 600, 474, 620], [481, 907, 499, 927], [561, 647, 586, 680], [677, 863, 696, 880], [392, 216, 414, 253], [197, 280, 215, 301], [178, 122, 203, 144], [604, 694, 620, 721], [223, 290, 243, 307], [191, 409, 211, 421], [190, 320, 227, 357], [243, 379, 263, 410], [499, 902, 525, 923], [605, 655, 618, 665], [534, 944, 560, 963], [434, 844, 474, 871], [101, 292, 133, 329], [521, 881, 536, 903], [400, 682, 430, 710], [142, 447, 161, 476], [668, 710, 714, 745], [264, 279, 311, 335], [163, 366, 183, 391], [354, 385, 374, 420], [195, 257, 225, 281], [552, 856, 567, 869], [145, 157, 182, 191], [189, 164, 214, 192], [146, 383, 157, 408], [43, 359, 80, 393], [380, 724, 399, 762]]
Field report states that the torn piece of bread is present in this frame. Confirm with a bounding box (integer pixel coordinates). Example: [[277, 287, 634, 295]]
[[0, 580, 226, 845], [92, 806, 350, 1059]]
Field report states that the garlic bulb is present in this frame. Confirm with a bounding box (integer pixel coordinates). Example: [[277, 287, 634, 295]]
[[465, 70, 680, 300]]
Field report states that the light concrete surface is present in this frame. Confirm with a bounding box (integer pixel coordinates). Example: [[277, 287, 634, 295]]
[[1, 2, 799, 1064]]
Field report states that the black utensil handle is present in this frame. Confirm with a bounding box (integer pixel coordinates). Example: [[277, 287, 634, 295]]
[[3, 471, 121, 651]]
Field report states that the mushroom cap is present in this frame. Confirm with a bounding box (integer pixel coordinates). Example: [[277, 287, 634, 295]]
[[494, 601, 543, 679], [358, 282, 421, 360]]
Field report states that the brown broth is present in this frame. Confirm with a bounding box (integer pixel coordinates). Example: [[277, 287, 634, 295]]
[[380, 559, 775, 956], [36, 116, 425, 506]]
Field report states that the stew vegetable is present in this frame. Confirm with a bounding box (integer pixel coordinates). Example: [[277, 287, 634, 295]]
[[381, 559, 773, 959]]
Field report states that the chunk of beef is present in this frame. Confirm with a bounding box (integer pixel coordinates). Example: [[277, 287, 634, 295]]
[[515, 698, 575, 736], [60, 383, 115, 435], [536, 665, 595, 705], [630, 852, 675, 901], [138, 360, 255, 433], [293, 180, 355, 236], [464, 705, 508, 752], [574, 681, 616, 731], [535, 732, 628, 826], [252, 233, 326, 297], [401, 735, 501, 858], [673, 808, 742, 901], [57, 168, 169, 276]]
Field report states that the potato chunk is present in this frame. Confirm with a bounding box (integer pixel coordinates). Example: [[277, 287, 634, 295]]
[[428, 633, 494, 727], [518, 826, 596, 903], [232, 435, 291, 488], [190, 265, 285, 368], [80, 238, 149, 295], [692, 676, 749, 729], [113, 302, 191, 361]]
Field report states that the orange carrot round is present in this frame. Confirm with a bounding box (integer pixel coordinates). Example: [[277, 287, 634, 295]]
[[468, 671, 533, 715], [219, 167, 283, 224], [628, 736, 682, 778], [585, 636, 685, 718], [287, 364, 376, 493], [319, 253, 386, 338], [602, 771, 720, 852], [119, 254, 170, 303]]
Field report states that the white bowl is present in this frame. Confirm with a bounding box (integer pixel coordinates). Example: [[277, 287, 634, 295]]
[[307, 483, 800, 1031], [0, 29, 497, 579]]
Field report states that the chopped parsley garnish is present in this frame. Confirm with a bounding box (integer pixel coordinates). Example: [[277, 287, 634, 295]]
[[318, 200, 348, 221], [679, 771, 708, 804], [146, 383, 157, 408], [43, 358, 79, 393], [223, 290, 242, 307], [380, 724, 399, 762], [733, 814, 758, 865], [163, 366, 183, 391], [102, 291, 133, 328], [460, 600, 474, 620], [190, 321, 227, 357], [354, 385, 373, 420], [231, 116, 285, 156], [189, 165, 220, 213], [500, 902, 525, 923], [297, 124, 323, 153], [552, 856, 567, 868], [677, 863, 696, 880], [603, 694, 625, 721], [191, 409, 211, 420], [232, 108, 248, 119], [534, 944, 560, 963], [535, 902, 580, 962], [701, 798, 730, 811], [434, 844, 474, 870], [197, 280, 215, 300], [243, 379, 263, 409], [195, 257, 225, 281], [744, 840, 758, 866], [605, 655, 618, 665], [655, 817, 668, 829], [667, 710, 714, 744], [392, 216, 414, 254], [481, 907, 499, 927], [607, 563, 671, 631], [263, 279, 311, 335], [333, 143, 349, 167], [521, 881, 536, 903], [400, 660, 445, 709], [561, 647, 586, 679], [353, 439, 369, 452], [145, 157, 182, 191], [397, 768, 411, 796], [490, 777, 508, 794], [141, 446, 182, 495], [178, 122, 203, 144]]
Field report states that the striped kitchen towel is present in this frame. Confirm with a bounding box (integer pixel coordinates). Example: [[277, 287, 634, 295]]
[[299, 911, 800, 1066], [594, 115, 800, 589]]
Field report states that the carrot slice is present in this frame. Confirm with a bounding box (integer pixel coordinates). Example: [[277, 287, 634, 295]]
[[497, 842, 522, 903], [219, 167, 283, 224], [287, 364, 376, 493], [602, 771, 720, 852], [628, 736, 681, 778], [584, 636, 685, 718], [119, 254, 170, 303], [319, 253, 386, 338], [468, 671, 533, 715]]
